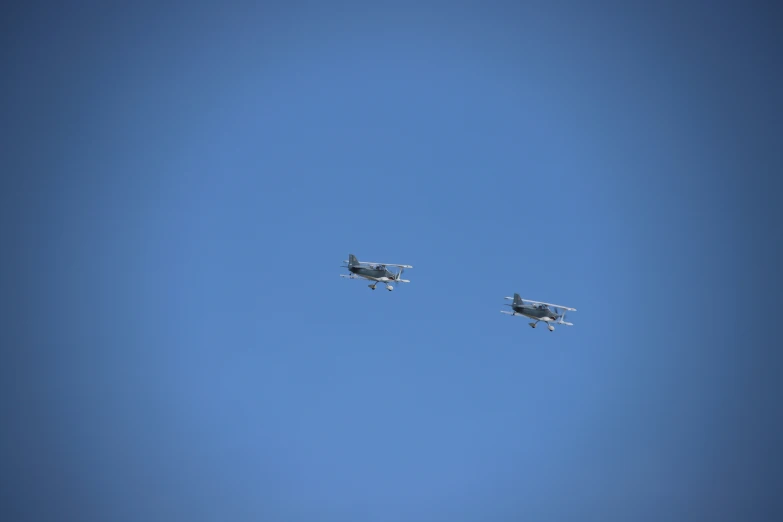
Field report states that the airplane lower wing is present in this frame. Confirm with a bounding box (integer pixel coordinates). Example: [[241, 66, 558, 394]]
[[341, 274, 410, 283], [502, 310, 574, 326]]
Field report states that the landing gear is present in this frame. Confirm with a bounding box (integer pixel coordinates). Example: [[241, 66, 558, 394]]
[[529, 322, 538, 328], [368, 283, 376, 290], [548, 324, 555, 332], [386, 285, 394, 291]]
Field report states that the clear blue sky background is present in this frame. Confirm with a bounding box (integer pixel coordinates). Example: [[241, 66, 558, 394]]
[[2, 2, 781, 521]]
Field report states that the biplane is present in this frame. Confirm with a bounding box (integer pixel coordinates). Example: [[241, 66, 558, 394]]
[[340, 254, 412, 291], [500, 293, 576, 331]]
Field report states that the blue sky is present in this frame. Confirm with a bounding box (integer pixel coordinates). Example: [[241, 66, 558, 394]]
[[2, 3, 781, 521]]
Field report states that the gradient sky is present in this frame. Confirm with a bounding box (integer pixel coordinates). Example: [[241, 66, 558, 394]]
[[2, 2, 781, 522]]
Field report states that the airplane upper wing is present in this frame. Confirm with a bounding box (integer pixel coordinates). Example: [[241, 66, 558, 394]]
[[519, 299, 576, 311], [353, 262, 413, 268]]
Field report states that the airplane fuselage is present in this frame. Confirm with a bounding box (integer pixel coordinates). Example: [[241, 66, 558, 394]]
[[512, 305, 559, 322], [348, 266, 396, 281]]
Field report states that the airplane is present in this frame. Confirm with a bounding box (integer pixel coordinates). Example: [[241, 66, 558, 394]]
[[340, 254, 412, 291], [500, 293, 576, 331]]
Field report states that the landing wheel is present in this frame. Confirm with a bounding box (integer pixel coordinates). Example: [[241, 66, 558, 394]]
[[548, 325, 555, 332], [529, 322, 537, 328], [369, 284, 376, 290]]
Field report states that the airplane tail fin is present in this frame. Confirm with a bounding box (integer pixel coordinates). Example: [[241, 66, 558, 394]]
[[348, 254, 359, 267], [513, 293, 523, 306]]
